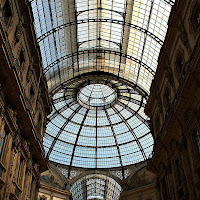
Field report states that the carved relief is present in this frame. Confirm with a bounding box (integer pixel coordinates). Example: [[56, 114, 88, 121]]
[[14, 23, 23, 45], [33, 162, 40, 177], [21, 140, 31, 158], [0, 93, 5, 117], [26, 65, 34, 83], [1, 0, 14, 31], [26, 158, 33, 171], [13, 133, 21, 148]]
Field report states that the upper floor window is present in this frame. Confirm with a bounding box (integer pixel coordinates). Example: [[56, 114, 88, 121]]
[[0, 129, 6, 159]]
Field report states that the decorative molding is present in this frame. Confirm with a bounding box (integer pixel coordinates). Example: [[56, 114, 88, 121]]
[[7, 107, 18, 130]]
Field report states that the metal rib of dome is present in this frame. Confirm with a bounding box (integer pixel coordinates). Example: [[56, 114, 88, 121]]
[[29, 0, 175, 171]]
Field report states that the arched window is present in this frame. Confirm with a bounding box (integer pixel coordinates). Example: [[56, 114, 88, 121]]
[[0, 129, 6, 159]]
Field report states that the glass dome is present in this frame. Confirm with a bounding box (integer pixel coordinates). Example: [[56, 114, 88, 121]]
[[78, 84, 117, 109], [44, 76, 153, 169]]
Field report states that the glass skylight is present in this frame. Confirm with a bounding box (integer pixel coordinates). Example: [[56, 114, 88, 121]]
[[70, 174, 122, 200], [30, 0, 175, 94], [29, 0, 175, 177]]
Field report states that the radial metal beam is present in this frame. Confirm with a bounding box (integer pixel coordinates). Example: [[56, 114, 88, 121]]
[[136, 0, 154, 84], [117, 100, 149, 128], [117, 88, 139, 95], [68, 109, 90, 178], [46, 105, 82, 159], [44, 49, 155, 75], [118, 95, 145, 107], [37, 19, 163, 45], [112, 106, 147, 160], [48, 100, 77, 122], [104, 109, 125, 179]]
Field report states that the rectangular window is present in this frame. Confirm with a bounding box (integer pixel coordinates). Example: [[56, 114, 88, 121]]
[[0, 129, 6, 159], [16, 156, 22, 183]]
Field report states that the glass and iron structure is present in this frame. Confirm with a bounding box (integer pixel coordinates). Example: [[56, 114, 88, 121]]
[[29, 0, 175, 198], [70, 174, 122, 200]]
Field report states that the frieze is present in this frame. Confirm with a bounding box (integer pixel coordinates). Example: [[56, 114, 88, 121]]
[[15, 22, 23, 42]]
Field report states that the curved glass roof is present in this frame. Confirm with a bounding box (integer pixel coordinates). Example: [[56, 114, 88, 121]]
[[30, 0, 175, 94], [29, 0, 175, 174], [70, 174, 122, 200]]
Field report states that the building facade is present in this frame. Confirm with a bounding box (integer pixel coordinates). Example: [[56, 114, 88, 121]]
[[145, 0, 200, 199], [0, 0, 51, 199]]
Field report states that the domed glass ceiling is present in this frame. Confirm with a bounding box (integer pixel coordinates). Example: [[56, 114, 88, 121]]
[[44, 76, 152, 169], [29, 0, 175, 173]]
